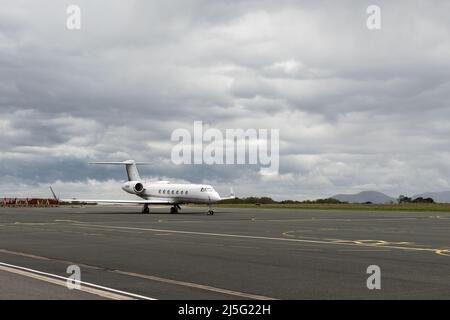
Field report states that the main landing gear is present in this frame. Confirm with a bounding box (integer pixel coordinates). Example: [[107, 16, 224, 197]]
[[170, 204, 181, 214], [142, 204, 150, 214]]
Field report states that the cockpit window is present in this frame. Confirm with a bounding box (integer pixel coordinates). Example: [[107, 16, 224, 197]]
[[201, 187, 214, 192]]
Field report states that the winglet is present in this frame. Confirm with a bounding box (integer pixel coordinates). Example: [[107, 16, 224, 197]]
[[219, 187, 236, 200]]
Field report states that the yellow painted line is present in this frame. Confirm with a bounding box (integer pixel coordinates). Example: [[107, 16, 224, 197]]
[[435, 249, 450, 257], [0, 262, 154, 300], [247, 218, 421, 223], [72, 223, 450, 257], [338, 249, 391, 252]]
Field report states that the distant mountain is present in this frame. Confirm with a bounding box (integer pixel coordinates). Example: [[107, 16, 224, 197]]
[[331, 191, 396, 204], [412, 191, 450, 203]]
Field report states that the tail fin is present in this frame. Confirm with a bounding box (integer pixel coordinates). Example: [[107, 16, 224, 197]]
[[89, 160, 152, 181], [49, 186, 58, 201]]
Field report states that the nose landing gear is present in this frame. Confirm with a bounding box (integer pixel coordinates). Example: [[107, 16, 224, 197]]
[[207, 199, 214, 215], [142, 204, 150, 214]]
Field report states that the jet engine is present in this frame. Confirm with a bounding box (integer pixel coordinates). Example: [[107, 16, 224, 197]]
[[122, 181, 145, 195]]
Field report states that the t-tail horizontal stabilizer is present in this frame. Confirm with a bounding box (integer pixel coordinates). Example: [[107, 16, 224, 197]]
[[88, 160, 152, 181]]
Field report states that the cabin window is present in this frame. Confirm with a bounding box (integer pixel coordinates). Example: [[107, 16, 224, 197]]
[[172, 190, 175, 194], [185, 191, 188, 195], [176, 190, 179, 195], [180, 191, 184, 195], [158, 189, 161, 194]]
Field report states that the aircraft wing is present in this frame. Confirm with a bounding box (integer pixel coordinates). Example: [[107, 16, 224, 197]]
[[219, 187, 236, 201], [219, 196, 236, 201], [61, 198, 173, 205]]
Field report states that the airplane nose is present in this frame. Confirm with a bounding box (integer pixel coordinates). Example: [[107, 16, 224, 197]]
[[213, 192, 221, 201]]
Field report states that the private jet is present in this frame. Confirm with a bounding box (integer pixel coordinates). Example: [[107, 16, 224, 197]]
[[63, 160, 235, 215]]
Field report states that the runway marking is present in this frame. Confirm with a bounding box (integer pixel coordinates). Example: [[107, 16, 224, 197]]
[[122, 217, 424, 224], [0, 248, 275, 300], [326, 239, 416, 247], [0, 249, 105, 270], [54, 220, 85, 223], [435, 249, 450, 257], [230, 245, 259, 249], [0, 262, 155, 300], [338, 249, 391, 252], [290, 248, 322, 252], [112, 270, 276, 300], [71, 223, 450, 257], [246, 217, 422, 223], [13, 222, 56, 226], [0, 249, 51, 262]]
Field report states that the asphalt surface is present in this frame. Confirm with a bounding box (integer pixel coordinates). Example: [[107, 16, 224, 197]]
[[0, 270, 106, 300], [0, 205, 449, 299]]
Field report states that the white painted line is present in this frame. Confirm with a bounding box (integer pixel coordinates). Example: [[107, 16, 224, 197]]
[[0, 249, 275, 300], [73, 223, 449, 255], [0, 264, 130, 300], [113, 270, 276, 300], [0, 262, 155, 300]]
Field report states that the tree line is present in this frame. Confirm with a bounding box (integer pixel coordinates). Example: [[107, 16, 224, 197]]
[[220, 196, 436, 204]]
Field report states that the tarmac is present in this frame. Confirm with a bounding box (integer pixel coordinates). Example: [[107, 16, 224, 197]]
[[0, 206, 449, 299]]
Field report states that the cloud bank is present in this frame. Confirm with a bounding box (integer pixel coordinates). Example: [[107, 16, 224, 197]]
[[1, 0, 450, 199]]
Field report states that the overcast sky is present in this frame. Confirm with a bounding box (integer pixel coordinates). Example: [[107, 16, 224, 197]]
[[1, 0, 450, 200]]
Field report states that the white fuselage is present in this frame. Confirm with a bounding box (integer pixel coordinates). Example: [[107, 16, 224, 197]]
[[121, 181, 221, 204], [63, 160, 234, 214]]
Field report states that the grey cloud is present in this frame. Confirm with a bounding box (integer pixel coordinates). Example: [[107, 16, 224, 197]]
[[1, 0, 450, 200]]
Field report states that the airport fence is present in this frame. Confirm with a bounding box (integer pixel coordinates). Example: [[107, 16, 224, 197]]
[[1, 198, 59, 207]]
